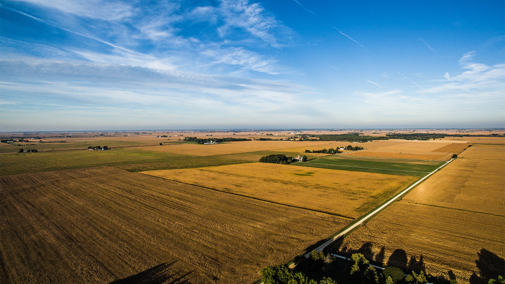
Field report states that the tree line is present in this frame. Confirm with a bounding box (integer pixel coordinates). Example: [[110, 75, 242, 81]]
[[261, 251, 463, 284], [316, 133, 386, 142], [259, 154, 293, 164], [305, 145, 364, 154], [183, 137, 251, 144]]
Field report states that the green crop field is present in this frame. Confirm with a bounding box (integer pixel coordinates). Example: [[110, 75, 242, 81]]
[[0, 140, 152, 153], [296, 155, 443, 176], [0, 148, 251, 176]]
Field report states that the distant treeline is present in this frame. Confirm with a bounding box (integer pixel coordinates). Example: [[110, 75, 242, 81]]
[[317, 133, 386, 142], [183, 137, 251, 144], [259, 154, 293, 164], [305, 145, 363, 154], [385, 133, 447, 140]]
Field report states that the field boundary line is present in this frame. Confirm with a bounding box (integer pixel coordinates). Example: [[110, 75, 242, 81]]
[[303, 158, 455, 258], [303, 162, 432, 173], [138, 173, 355, 220], [413, 202, 505, 218]]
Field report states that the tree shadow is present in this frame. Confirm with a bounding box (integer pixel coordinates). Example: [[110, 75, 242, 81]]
[[407, 255, 425, 274], [470, 248, 505, 284], [109, 262, 193, 284], [387, 249, 408, 270], [375, 247, 386, 265]]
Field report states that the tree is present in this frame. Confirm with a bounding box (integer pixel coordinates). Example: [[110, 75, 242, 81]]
[[303, 156, 308, 162], [350, 253, 370, 283], [489, 276, 505, 284], [452, 154, 458, 158], [383, 267, 404, 284], [19, 148, 24, 153], [363, 266, 380, 284]]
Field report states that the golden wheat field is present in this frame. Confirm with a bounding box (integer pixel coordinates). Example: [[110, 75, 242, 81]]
[[342, 140, 470, 161], [404, 146, 505, 215], [0, 167, 351, 284], [335, 202, 505, 282], [142, 163, 417, 218], [332, 141, 505, 284], [136, 140, 339, 156]]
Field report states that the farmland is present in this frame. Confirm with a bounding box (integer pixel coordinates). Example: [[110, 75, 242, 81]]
[[297, 155, 443, 176], [0, 148, 252, 176], [1, 131, 503, 284], [343, 140, 470, 161], [329, 142, 505, 283], [143, 163, 418, 218], [0, 167, 350, 284]]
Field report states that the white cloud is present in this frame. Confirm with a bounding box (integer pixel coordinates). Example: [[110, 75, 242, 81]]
[[14, 0, 134, 20], [365, 80, 384, 88], [219, 0, 289, 47], [444, 72, 453, 81], [201, 46, 277, 74], [423, 52, 505, 94]]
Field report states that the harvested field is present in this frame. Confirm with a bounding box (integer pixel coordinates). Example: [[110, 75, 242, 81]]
[[329, 142, 505, 284], [432, 143, 470, 153], [404, 145, 505, 215], [351, 140, 464, 151], [143, 163, 417, 218], [333, 202, 505, 283], [134, 141, 339, 156], [0, 167, 350, 284]]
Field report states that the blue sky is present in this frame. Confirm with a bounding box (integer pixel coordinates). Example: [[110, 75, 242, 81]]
[[0, 0, 504, 131]]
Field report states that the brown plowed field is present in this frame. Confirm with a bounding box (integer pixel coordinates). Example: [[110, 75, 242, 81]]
[[0, 167, 350, 284], [142, 163, 417, 218], [332, 143, 505, 283]]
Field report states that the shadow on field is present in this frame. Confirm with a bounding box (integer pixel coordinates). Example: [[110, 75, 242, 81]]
[[336, 242, 426, 273], [469, 249, 505, 284], [110, 262, 193, 284]]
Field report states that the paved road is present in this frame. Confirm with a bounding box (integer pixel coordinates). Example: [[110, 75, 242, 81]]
[[304, 158, 455, 258]]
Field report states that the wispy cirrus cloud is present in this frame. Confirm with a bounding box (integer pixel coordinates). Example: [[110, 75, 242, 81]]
[[13, 0, 134, 20], [218, 0, 291, 48], [423, 51, 505, 95], [291, 0, 316, 16], [419, 37, 436, 53], [365, 80, 384, 88]]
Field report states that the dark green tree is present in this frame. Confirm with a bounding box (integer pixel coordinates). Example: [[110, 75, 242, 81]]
[[489, 276, 505, 284]]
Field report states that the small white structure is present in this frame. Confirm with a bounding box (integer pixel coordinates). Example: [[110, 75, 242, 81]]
[[204, 140, 217, 145]]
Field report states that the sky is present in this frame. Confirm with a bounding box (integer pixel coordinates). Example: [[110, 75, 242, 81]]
[[0, 0, 504, 131]]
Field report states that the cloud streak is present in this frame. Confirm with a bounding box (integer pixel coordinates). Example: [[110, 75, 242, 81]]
[[291, 0, 316, 16], [419, 37, 436, 53]]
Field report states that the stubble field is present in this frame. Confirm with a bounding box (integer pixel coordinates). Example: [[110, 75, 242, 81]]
[[135, 140, 340, 156], [0, 167, 350, 284], [331, 142, 505, 283], [142, 163, 418, 218], [345, 140, 470, 161]]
